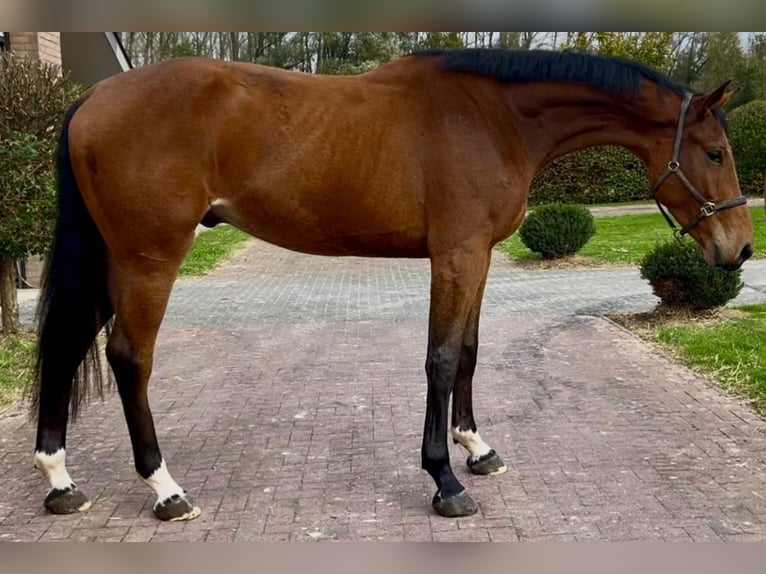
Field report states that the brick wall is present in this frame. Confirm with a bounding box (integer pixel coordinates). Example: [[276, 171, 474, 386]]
[[7, 32, 61, 66]]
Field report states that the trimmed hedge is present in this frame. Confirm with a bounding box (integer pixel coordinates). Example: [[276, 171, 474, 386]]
[[728, 100, 766, 198], [530, 146, 648, 205], [527, 101, 766, 206], [639, 240, 743, 310], [519, 203, 595, 259]]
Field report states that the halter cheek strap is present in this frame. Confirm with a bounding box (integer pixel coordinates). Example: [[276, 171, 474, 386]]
[[650, 91, 747, 238]]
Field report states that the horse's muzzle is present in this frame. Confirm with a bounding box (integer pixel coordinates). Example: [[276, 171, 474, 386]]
[[715, 242, 753, 271]]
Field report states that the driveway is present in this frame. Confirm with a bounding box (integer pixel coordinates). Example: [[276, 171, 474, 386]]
[[2, 241, 766, 541]]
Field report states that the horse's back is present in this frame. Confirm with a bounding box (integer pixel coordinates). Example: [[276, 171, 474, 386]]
[[68, 57, 435, 258]]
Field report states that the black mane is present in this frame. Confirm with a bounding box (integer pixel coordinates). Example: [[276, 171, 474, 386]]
[[416, 48, 689, 98]]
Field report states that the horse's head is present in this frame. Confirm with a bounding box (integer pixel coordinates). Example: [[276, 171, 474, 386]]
[[648, 82, 753, 270]]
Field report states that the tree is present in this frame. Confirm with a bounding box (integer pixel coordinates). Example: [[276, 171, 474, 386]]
[[418, 32, 465, 50], [595, 32, 675, 72], [741, 34, 766, 104], [693, 33, 749, 107], [497, 32, 522, 49], [673, 32, 710, 86], [562, 32, 675, 72], [350, 32, 399, 71], [116, 32, 573, 72], [0, 52, 81, 334]]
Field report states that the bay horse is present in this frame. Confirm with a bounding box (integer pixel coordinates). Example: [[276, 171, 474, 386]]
[[30, 48, 753, 521]]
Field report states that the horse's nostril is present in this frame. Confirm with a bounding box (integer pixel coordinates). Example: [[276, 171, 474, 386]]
[[741, 243, 753, 262]]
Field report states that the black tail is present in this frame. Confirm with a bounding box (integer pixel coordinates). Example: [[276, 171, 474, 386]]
[[28, 95, 113, 422]]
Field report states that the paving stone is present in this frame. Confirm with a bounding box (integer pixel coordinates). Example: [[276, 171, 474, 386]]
[[3, 240, 766, 540]]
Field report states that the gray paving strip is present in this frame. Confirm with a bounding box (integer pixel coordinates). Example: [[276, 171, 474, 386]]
[[3, 241, 766, 541]]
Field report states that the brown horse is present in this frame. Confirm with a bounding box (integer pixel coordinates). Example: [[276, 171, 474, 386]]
[[31, 48, 753, 521]]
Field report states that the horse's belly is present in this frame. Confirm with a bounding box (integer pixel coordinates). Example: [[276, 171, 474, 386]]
[[248, 225, 430, 258], [280, 231, 429, 258], [203, 199, 429, 258]]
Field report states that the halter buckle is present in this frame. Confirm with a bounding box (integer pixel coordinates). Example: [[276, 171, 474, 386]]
[[700, 202, 716, 217], [667, 160, 680, 172]]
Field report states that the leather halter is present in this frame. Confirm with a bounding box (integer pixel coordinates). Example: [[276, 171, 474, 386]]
[[650, 92, 747, 238]]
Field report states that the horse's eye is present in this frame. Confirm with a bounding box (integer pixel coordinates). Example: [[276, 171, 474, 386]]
[[707, 150, 724, 164]]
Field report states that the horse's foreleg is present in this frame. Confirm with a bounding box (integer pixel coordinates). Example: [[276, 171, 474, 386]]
[[106, 266, 200, 522], [450, 268, 507, 476], [423, 241, 490, 518]]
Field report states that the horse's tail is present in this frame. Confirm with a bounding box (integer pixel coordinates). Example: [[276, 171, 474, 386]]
[[29, 94, 112, 422]]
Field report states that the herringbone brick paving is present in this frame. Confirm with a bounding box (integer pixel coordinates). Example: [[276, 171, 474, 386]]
[[3, 240, 766, 541]]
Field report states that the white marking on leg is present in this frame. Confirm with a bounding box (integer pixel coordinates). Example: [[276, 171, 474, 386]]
[[141, 459, 201, 520], [452, 427, 493, 462], [141, 459, 185, 503], [34, 449, 75, 492]]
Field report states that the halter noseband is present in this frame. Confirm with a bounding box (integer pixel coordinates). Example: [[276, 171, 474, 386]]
[[650, 91, 747, 238]]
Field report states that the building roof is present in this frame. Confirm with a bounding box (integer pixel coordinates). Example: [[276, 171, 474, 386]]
[[60, 32, 131, 86]]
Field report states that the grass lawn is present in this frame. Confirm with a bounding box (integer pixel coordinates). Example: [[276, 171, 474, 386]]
[[615, 304, 766, 415], [179, 225, 252, 276], [0, 331, 35, 411], [498, 206, 766, 266]]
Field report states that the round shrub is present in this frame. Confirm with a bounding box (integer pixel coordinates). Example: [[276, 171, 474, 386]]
[[728, 100, 766, 197], [639, 240, 743, 310], [519, 203, 596, 259]]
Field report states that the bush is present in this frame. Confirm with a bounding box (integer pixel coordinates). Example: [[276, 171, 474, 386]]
[[728, 100, 766, 197], [639, 240, 743, 310], [0, 132, 56, 260], [519, 203, 596, 259], [0, 51, 82, 334], [530, 146, 648, 205]]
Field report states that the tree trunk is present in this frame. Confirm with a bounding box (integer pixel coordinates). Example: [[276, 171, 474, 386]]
[[230, 32, 240, 61], [0, 255, 20, 335]]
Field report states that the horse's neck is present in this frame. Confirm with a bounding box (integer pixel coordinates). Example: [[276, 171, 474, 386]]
[[505, 82, 680, 170]]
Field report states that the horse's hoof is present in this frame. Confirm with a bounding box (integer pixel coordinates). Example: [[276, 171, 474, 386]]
[[153, 493, 201, 522], [44, 486, 91, 514], [432, 490, 478, 518], [467, 450, 507, 476]]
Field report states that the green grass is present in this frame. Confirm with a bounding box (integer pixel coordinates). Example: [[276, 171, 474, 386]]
[[0, 331, 35, 411], [578, 199, 654, 209], [651, 304, 766, 414], [498, 206, 766, 266], [179, 225, 252, 276]]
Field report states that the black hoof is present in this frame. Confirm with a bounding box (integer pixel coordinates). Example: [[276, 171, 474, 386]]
[[432, 490, 478, 518], [153, 493, 201, 522], [44, 486, 91, 514], [467, 450, 507, 476]]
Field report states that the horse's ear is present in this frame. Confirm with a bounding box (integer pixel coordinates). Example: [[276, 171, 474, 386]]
[[700, 80, 737, 110]]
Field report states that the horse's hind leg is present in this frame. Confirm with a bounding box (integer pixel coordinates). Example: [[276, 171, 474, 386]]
[[34, 313, 109, 514], [106, 262, 200, 521], [423, 240, 491, 518], [450, 265, 507, 476]]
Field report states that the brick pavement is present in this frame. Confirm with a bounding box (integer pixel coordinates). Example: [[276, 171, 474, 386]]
[[3, 240, 766, 541]]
